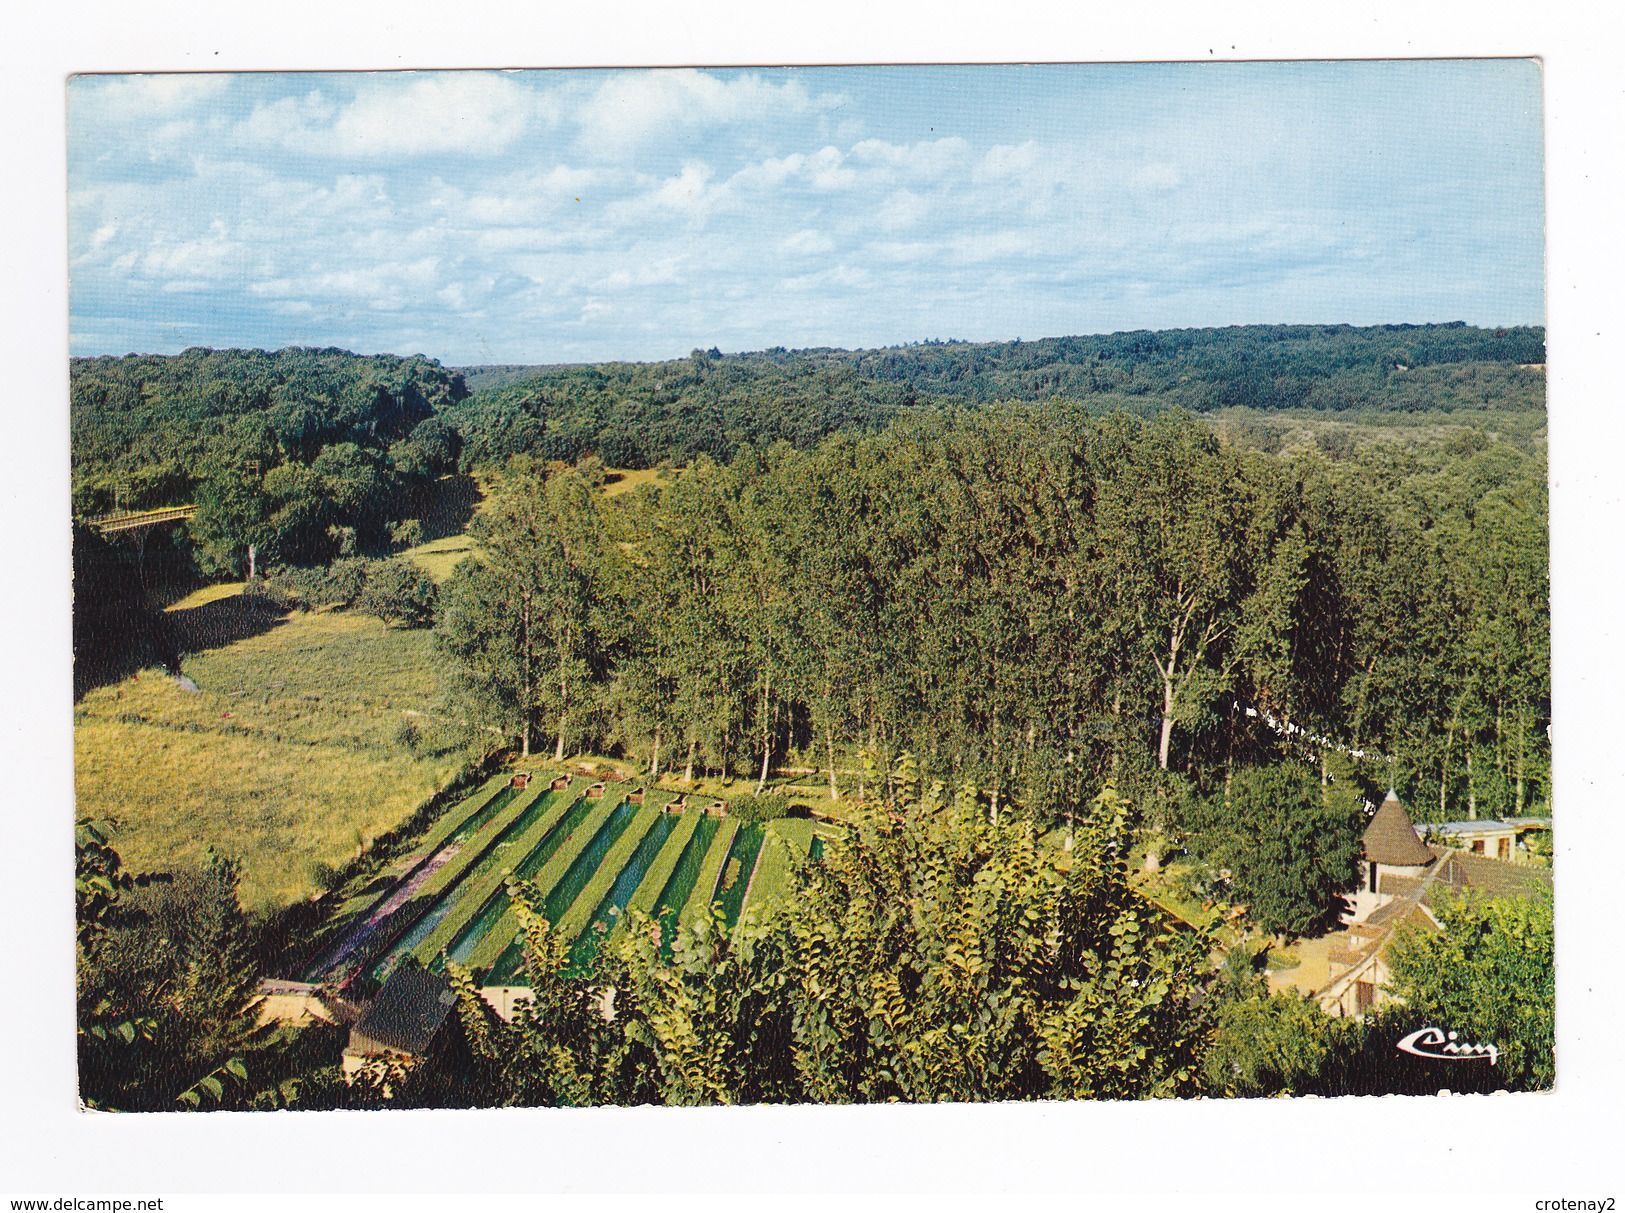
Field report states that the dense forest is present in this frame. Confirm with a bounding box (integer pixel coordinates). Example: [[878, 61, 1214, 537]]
[[440, 406, 1549, 846], [71, 323, 1543, 525], [71, 347, 466, 574], [70, 347, 462, 508], [72, 324, 1552, 1108], [800, 322, 1546, 408], [71, 326, 1550, 833], [450, 321, 1544, 467]]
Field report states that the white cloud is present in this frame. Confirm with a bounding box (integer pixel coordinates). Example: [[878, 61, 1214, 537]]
[[850, 137, 970, 181], [436, 165, 599, 226], [648, 163, 716, 212], [248, 257, 442, 309], [235, 91, 337, 149], [239, 74, 552, 158], [876, 190, 927, 232], [950, 230, 1038, 264], [974, 142, 1041, 181], [602, 257, 684, 290], [782, 229, 834, 255], [867, 240, 940, 264], [1135, 163, 1183, 192], [66, 66, 1544, 364], [732, 146, 855, 194], [606, 163, 722, 226], [782, 264, 871, 292], [71, 73, 231, 125], [137, 220, 249, 285]]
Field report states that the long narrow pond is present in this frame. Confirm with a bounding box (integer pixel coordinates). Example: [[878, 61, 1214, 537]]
[[713, 823, 766, 931], [297, 784, 519, 982], [358, 788, 568, 986], [652, 814, 722, 960], [482, 799, 641, 984], [541, 799, 640, 923], [565, 812, 680, 974], [437, 793, 597, 969]]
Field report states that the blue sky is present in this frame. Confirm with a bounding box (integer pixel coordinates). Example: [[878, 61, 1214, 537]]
[[67, 61, 1544, 365]]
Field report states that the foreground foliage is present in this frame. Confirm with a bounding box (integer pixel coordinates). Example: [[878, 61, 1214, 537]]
[[78, 828, 268, 1111], [423, 764, 1217, 1107], [1384, 890, 1555, 1090], [77, 822, 356, 1112], [1205, 890, 1555, 1097]]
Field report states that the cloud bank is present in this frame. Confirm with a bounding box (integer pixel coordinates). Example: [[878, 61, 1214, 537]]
[[67, 63, 1545, 364]]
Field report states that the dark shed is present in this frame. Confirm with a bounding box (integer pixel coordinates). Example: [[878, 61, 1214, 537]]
[[349, 966, 458, 1058]]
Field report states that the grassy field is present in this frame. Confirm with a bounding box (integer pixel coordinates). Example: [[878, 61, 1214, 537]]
[[399, 473, 488, 582], [601, 467, 665, 497], [165, 581, 244, 612], [74, 605, 470, 908], [400, 532, 481, 583], [398, 468, 662, 580]]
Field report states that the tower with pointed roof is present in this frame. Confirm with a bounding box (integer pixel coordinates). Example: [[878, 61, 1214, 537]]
[[1346, 788, 1436, 923]]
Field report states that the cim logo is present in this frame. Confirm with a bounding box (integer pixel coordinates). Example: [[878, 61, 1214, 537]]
[[1396, 1026, 1499, 1065]]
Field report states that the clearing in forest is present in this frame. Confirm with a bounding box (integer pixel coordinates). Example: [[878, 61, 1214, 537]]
[[73, 606, 464, 908], [600, 466, 665, 497], [398, 474, 488, 582]]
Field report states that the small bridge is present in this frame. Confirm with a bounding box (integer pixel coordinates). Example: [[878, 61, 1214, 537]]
[[88, 505, 197, 535]]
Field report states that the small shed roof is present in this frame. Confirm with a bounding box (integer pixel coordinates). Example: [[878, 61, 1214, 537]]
[[1363, 790, 1434, 867], [1425, 820, 1517, 837], [1426, 849, 1553, 904], [351, 966, 457, 1056]]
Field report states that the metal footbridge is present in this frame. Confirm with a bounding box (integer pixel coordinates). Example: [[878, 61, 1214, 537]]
[[87, 505, 197, 535]]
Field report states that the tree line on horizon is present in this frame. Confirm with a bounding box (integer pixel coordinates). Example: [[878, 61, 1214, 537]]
[[70, 323, 1544, 521]]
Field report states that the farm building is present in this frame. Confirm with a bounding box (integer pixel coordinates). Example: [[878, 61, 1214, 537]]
[[341, 965, 459, 1080], [1317, 832, 1553, 1018], [1344, 789, 1434, 925], [1420, 816, 1551, 863]]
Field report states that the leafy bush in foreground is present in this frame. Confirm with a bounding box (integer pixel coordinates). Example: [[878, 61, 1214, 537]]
[[432, 757, 1218, 1107]]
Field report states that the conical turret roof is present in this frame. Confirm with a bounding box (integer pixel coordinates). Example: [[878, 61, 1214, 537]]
[[1363, 789, 1434, 867]]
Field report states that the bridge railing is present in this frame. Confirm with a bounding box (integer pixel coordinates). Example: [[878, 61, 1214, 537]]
[[87, 504, 198, 534]]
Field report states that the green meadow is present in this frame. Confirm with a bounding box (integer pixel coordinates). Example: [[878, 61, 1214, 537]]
[[74, 605, 470, 908]]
